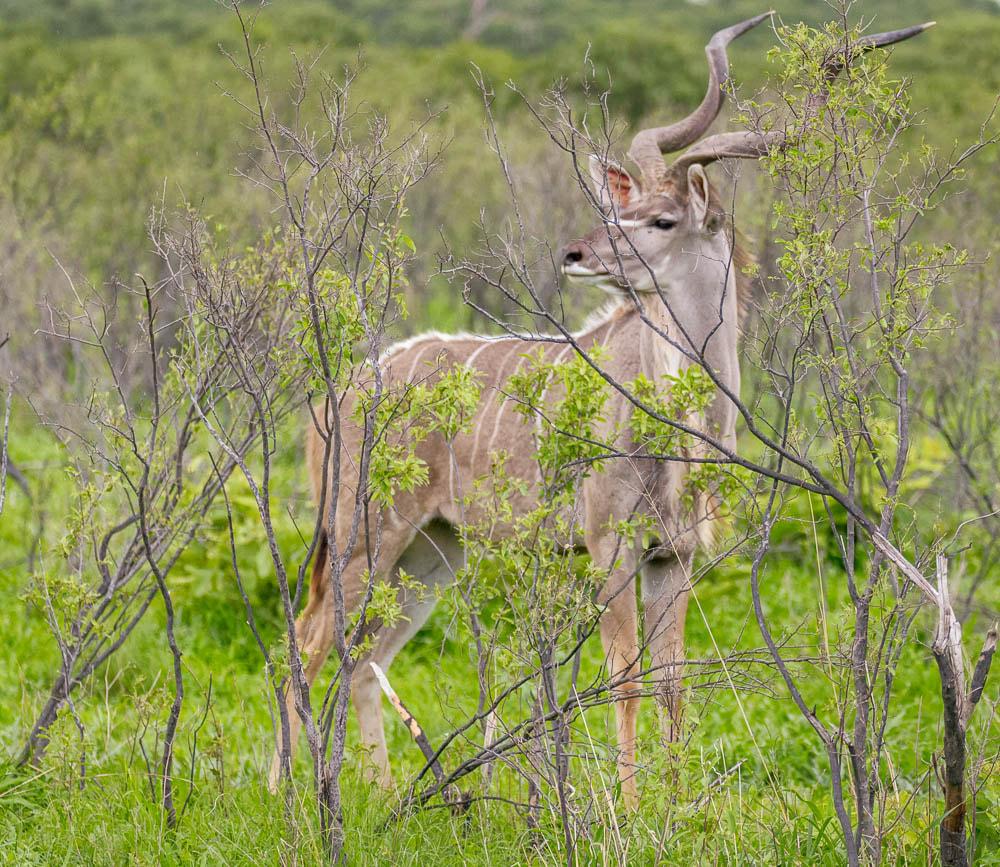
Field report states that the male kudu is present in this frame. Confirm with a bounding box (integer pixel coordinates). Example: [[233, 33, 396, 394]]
[[270, 13, 931, 807]]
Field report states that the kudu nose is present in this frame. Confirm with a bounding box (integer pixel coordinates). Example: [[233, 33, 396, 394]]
[[561, 242, 585, 268]]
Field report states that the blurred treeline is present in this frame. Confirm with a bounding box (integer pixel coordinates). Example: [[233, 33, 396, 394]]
[[2, 0, 1000, 402]]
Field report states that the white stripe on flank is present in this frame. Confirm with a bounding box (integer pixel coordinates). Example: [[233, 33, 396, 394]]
[[463, 341, 490, 369], [470, 341, 517, 465], [483, 342, 526, 459], [403, 341, 434, 382], [533, 343, 572, 484], [537, 344, 572, 412], [463, 336, 515, 370]]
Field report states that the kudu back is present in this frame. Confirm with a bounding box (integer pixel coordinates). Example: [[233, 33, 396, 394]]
[[270, 13, 931, 807]]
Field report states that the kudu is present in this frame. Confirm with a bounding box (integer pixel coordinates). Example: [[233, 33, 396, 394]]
[[270, 14, 931, 807]]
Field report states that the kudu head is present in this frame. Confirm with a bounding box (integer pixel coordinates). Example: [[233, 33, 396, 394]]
[[561, 13, 771, 302], [561, 15, 934, 312]]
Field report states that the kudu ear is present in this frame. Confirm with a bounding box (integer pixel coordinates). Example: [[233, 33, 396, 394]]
[[687, 163, 711, 228], [588, 155, 641, 211]]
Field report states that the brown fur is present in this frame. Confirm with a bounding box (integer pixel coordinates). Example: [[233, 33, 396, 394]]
[[271, 288, 736, 805], [273, 162, 745, 808], [309, 528, 329, 605]]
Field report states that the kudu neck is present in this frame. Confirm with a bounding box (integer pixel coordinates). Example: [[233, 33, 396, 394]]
[[642, 231, 740, 375], [637, 230, 741, 448]]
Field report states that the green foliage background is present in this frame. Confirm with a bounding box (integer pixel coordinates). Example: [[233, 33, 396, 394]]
[[2, 1, 1000, 863]]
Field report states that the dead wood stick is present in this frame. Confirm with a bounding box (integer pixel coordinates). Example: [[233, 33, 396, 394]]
[[966, 621, 998, 721], [369, 661, 446, 783], [482, 709, 500, 790], [370, 661, 470, 813], [931, 557, 999, 867]]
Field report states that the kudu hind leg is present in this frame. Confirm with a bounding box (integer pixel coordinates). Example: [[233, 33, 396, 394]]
[[267, 525, 407, 791], [640, 552, 693, 743], [267, 531, 342, 791], [351, 520, 461, 788], [594, 546, 641, 809]]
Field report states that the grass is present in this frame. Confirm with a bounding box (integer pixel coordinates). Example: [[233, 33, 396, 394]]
[[1, 413, 999, 865]]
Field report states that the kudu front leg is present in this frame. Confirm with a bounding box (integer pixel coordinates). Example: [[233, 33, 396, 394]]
[[640, 552, 693, 743], [596, 556, 641, 810]]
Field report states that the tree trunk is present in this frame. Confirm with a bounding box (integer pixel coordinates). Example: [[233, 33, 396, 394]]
[[932, 556, 998, 867]]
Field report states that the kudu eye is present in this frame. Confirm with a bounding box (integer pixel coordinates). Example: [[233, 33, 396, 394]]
[[654, 218, 676, 230]]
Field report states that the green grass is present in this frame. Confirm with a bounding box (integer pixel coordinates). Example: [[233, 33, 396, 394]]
[[1, 413, 999, 865]]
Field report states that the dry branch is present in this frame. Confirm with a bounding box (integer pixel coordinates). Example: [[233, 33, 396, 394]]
[[370, 662, 469, 813], [932, 555, 999, 867]]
